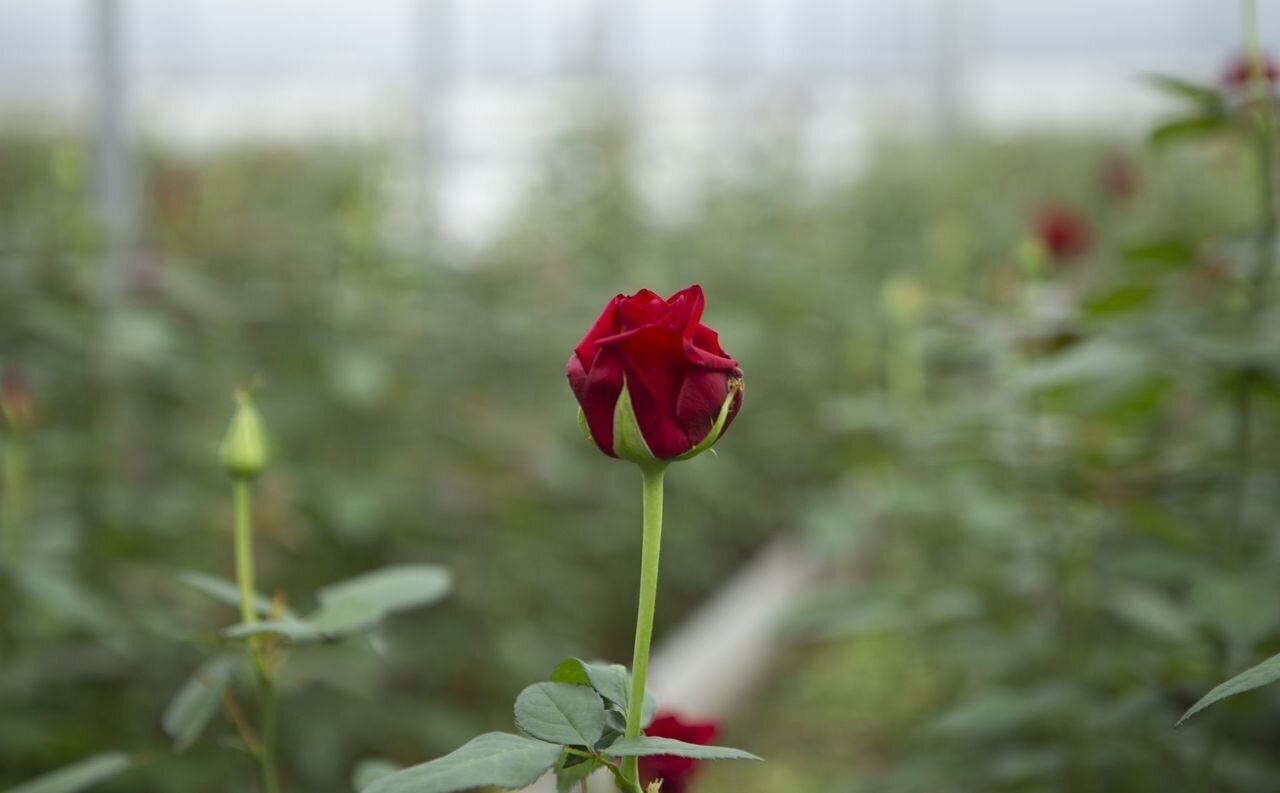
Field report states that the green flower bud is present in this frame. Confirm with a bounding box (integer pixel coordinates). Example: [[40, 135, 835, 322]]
[[220, 389, 268, 480]]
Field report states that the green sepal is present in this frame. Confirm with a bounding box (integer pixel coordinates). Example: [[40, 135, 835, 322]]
[[576, 407, 594, 444], [612, 379, 658, 465], [674, 377, 742, 461]]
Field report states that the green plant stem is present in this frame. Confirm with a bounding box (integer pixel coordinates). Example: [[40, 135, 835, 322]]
[[256, 665, 280, 793], [234, 480, 258, 628], [233, 478, 281, 793], [1229, 0, 1278, 543], [1, 435, 26, 560], [621, 464, 666, 790]]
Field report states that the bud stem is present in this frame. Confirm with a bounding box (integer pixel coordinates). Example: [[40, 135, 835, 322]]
[[233, 478, 281, 793], [622, 464, 666, 788], [234, 480, 258, 629]]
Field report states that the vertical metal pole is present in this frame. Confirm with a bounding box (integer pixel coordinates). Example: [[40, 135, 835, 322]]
[[414, 0, 454, 231], [90, 0, 133, 299], [931, 0, 967, 137], [590, 0, 638, 111]]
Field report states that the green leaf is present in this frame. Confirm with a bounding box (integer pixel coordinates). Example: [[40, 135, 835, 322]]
[[550, 658, 656, 728], [311, 563, 453, 634], [514, 682, 606, 746], [550, 657, 592, 686], [930, 685, 1081, 736], [352, 759, 401, 792], [362, 732, 562, 793], [178, 570, 289, 619], [13, 566, 124, 643], [1122, 240, 1195, 266], [1148, 115, 1227, 147], [1012, 340, 1148, 394], [162, 653, 239, 751], [1083, 285, 1156, 317], [2, 753, 132, 793], [1144, 75, 1224, 107], [225, 617, 319, 642], [605, 736, 761, 761], [555, 753, 599, 793], [227, 564, 451, 643], [1105, 587, 1197, 644], [1179, 651, 1280, 724]]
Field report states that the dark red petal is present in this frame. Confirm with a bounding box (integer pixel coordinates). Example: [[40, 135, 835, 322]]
[[682, 336, 738, 370], [676, 369, 732, 447], [691, 322, 727, 357], [573, 295, 625, 369], [618, 289, 669, 331], [568, 346, 625, 457], [664, 285, 705, 338], [682, 721, 718, 745], [566, 353, 589, 401], [638, 712, 718, 793], [618, 327, 692, 459]]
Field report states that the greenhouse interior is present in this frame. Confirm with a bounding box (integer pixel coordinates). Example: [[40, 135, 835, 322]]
[[3, 1, 1280, 792]]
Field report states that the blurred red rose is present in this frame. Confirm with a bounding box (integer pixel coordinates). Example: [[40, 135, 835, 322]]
[[1034, 205, 1093, 263], [1223, 52, 1279, 90], [1099, 152, 1140, 203], [1, 367, 34, 431], [567, 286, 743, 462], [638, 712, 719, 793]]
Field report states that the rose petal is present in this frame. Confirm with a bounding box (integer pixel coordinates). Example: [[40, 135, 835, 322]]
[[618, 327, 692, 459], [675, 369, 732, 446], [574, 346, 626, 457], [573, 295, 625, 368]]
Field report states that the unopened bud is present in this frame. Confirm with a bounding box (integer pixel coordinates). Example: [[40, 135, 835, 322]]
[[220, 389, 268, 479]]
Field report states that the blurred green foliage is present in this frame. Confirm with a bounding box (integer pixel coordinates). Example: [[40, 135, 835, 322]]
[[702, 87, 1280, 791], [1, 86, 1278, 793]]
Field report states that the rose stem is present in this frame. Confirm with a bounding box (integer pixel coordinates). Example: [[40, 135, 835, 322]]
[[622, 464, 666, 789]]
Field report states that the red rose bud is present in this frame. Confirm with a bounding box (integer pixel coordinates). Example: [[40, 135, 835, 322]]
[[1, 367, 35, 432], [638, 712, 719, 793], [1034, 205, 1092, 263], [567, 286, 743, 465], [1223, 51, 1279, 90]]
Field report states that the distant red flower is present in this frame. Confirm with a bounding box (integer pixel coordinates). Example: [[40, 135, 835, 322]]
[[1099, 152, 1140, 203], [1034, 205, 1093, 263], [1223, 52, 1279, 90], [1, 367, 34, 431], [638, 712, 719, 793]]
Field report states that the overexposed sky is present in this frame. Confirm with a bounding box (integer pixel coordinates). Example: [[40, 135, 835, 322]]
[[0, 0, 1272, 86]]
